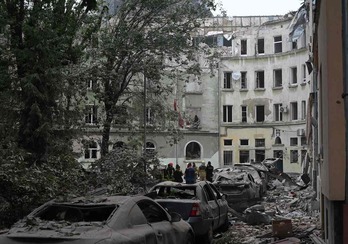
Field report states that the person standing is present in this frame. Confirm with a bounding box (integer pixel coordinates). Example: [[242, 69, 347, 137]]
[[173, 165, 183, 183], [184, 163, 196, 184], [205, 161, 214, 182], [167, 162, 174, 180], [198, 163, 206, 181]]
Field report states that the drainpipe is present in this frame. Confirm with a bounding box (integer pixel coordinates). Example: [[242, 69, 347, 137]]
[[218, 61, 222, 167], [342, 0, 348, 203]]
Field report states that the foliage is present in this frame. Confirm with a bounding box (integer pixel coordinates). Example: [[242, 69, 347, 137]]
[[88, 147, 161, 195], [0, 151, 87, 228]]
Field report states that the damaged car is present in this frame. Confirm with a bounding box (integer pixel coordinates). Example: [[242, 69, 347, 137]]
[[212, 168, 261, 211], [147, 181, 229, 244], [0, 195, 195, 244]]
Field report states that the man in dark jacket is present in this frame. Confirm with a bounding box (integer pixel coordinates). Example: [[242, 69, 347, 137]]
[[184, 163, 196, 184], [205, 161, 214, 182]]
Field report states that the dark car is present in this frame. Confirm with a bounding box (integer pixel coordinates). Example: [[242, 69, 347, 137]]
[[0, 195, 194, 244], [213, 167, 261, 211], [147, 181, 229, 244]]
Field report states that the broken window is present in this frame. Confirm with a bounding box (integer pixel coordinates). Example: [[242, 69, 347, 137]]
[[292, 40, 297, 50], [241, 39, 247, 55], [223, 151, 233, 165], [241, 106, 247, 122], [291, 67, 298, 84], [290, 102, 298, 120], [290, 150, 298, 163], [301, 100, 306, 120], [241, 72, 247, 89], [255, 150, 265, 162], [257, 38, 264, 54], [255, 139, 265, 147], [224, 72, 232, 89], [186, 141, 201, 160], [290, 137, 298, 146], [273, 69, 282, 87], [274, 36, 282, 53], [255, 71, 265, 89], [256, 105, 265, 122], [223, 105, 233, 122], [240, 150, 250, 163], [85, 105, 98, 125], [224, 139, 232, 146], [275, 137, 282, 145], [37, 204, 117, 223], [274, 104, 283, 121], [84, 141, 98, 159], [240, 139, 249, 145]]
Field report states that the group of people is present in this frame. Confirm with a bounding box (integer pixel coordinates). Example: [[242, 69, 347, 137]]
[[165, 161, 214, 184]]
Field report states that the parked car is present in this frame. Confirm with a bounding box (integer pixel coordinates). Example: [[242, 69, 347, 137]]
[[233, 163, 269, 195], [212, 167, 261, 211], [0, 195, 194, 244], [147, 181, 229, 244]]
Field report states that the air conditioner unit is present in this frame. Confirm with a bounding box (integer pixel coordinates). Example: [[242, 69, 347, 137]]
[[280, 106, 288, 113], [297, 129, 305, 136]]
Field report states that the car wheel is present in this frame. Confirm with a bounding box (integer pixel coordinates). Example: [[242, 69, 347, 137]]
[[186, 233, 194, 244], [198, 224, 213, 244]]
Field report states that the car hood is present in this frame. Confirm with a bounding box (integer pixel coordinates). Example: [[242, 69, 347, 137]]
[[5, 218, 112, 240]]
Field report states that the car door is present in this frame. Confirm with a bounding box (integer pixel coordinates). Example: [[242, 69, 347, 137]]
[[202, 184, 220, 230], [137, 199, 178, 244], [209, 183, 228, 227]]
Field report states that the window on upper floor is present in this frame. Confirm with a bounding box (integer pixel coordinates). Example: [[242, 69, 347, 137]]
[[255, 138, 265, 147], [85, 105, 98, 125], [241, 39, 247, 55], [257, 38, 264, 54], [291, 67, 298, 84], [84, 141, 98, 159], [301, 136, 307, 146], [274, 104, 283, 121], [241, 106, 247, 123], [255, 71, 265, 89], [292, 40, 297, 50], [224, 139, 232, 146], [256, 105, 265, 122], [290, 150, 298, 163], [302, 64, 307, 83], [241, 72, 247, 89], [223, 105, 233, 122], [145, 141, 156, 155], [240, 139, 249, 146], [301, 100, 306, 120], [146, 107, 155, 125], [290, 102, 298, 121], [274, 36, 282, 53], [290, 137, 298, 146], [273, 69, 282, 87], [224, 72, 232, 89]]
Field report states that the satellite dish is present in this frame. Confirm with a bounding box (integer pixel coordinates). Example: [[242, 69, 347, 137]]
[[232, 72, 241, 80]]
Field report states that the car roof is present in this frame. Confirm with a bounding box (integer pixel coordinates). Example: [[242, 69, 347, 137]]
[[50, 195, 148, 206], [152, 181, 207, 187]]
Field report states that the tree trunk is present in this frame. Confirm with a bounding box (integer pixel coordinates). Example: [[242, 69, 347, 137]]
[[101, 104, 113, 157]]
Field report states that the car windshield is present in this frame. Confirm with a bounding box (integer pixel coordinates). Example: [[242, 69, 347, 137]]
[[36, 204, 118, 223]]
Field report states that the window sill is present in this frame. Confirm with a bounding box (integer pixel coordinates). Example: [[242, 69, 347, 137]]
[[300, 82, 307, 86], [288, 84, 298, 88], [272, 86, 283, 90], [222, 88, 234, 92], [254, 88, 266, 91], [240, 88, 248, 92]]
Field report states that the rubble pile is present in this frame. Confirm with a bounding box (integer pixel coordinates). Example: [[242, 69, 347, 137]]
[[215, 175, 323, 244]]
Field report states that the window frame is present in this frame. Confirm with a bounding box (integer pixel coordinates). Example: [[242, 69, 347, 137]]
[[257, 38, 265, 54], [274, 103, 283, 121], [223, 72, 232, 89], [223, 150, 233, 166], [256, 105, 265, 122], [241, 105, 247, 123], [290, 66, 298, 85], [274, 35, 282, 53], [241, 39, 247, 55], [273, 69, 282, 87], [290, 102, 298, 121], [241, 71, 247, 89], [255, 71, 265, 89], [223, 105, 233, 123]]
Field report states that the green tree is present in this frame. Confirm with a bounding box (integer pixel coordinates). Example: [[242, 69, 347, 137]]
[[85, 0, 216, 156]]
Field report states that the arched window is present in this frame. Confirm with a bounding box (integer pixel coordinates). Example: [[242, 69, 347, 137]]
[[275, 136, 282, 145], [185, 141, 201, 160], [84, 141, 99, 159], [113, 141, 126, 149], [145, 142, 156, 154]]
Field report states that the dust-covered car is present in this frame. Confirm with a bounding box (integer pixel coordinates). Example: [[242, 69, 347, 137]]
[[147, 181, 229, 244], [0, 195, 194, 244], [212, 167, 261, 211]]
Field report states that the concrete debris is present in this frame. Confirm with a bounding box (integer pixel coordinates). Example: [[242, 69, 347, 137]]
[[220, 175, 323, 244]]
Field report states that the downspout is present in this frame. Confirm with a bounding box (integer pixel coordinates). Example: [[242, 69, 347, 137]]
[[342, 0, 348, 204], [218, 60, 222, 167]]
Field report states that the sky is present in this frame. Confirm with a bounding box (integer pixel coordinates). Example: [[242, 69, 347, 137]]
[[213, 0, 302, 16]]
